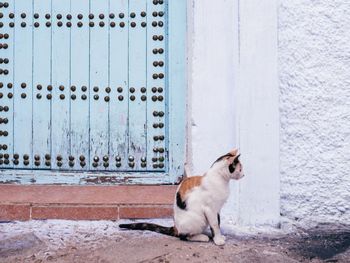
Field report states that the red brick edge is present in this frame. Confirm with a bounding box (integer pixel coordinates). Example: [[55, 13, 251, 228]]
[[0, 185, 176, 221], [0, 204, 173, 221], [0, 204, 31, 221]]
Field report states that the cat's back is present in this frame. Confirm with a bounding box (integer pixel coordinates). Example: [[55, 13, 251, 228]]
[[177, 176, 203, 199], [174, 175, 205, 213]]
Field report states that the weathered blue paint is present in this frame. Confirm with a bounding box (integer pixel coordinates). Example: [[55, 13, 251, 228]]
[[13, 0, 33, 169], [0, 0, 186, 184], [51, 0, 71, 170], [109, 0, 129, 171], [0, 169, 177, 185], [168, 0, 187, 179], [33, 0, 51, 170], [70, 0, 90, 171], [90, 0, 109, 170], [128, 0, 147, 171]]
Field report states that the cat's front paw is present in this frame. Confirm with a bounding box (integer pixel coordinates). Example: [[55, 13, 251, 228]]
[[213, 235, 226, 246]]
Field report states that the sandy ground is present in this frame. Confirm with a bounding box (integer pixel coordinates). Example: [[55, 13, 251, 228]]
[[0, 219, 349, 263]]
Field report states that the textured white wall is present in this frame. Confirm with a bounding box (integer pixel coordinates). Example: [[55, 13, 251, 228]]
[[279, 0, 350, 223]]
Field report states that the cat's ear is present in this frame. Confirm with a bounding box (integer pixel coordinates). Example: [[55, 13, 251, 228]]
[[227, 150, 239, 163], [233, 154, 241, 165], [229, 149, 238, 156]]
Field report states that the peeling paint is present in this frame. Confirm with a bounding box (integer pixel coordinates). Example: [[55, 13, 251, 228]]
[[2, 180, 21, 184], [0, 170, 177, 185]]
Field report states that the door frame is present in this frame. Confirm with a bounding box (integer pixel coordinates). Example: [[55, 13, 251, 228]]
[[0, 0, 187, 185]]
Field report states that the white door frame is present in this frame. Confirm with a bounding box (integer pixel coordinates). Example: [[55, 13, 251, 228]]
[[188, 0, 280, 226]]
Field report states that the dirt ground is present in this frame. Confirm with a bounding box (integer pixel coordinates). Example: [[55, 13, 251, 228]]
[[0, 219, 349, 263]]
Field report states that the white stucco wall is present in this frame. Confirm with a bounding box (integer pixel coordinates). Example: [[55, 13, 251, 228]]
[[279, 0, 350, 224]]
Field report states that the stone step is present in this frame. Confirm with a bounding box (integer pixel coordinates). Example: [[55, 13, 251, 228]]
[[0, 185, 176, 221]]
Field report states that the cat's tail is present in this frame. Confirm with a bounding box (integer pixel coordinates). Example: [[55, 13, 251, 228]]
[[119, 223, 177, 237]]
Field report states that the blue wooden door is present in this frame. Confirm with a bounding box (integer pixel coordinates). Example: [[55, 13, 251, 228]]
[[0, 0, 186, 184]]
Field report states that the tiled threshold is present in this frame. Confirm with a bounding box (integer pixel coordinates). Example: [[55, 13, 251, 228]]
[[0, 185, 177, 221]]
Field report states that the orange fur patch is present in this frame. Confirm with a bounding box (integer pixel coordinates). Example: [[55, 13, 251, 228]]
[[178, 176, 203, 201]]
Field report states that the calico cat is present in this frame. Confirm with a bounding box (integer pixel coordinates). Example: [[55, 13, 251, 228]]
[[119, 149, 244, 246]]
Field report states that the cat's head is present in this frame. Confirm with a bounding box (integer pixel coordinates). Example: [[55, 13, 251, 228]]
[[212, 149, 244, 180]]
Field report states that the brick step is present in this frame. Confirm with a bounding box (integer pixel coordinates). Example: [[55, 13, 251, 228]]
[[0, 185, 176, 221]]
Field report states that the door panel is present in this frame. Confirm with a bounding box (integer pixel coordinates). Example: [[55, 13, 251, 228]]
[[128, 0, 147, 171], [51, 0, 71, 170], [109, 0, 129, 171], [90, 0, 109, 170], [13, 0, 33, 169], [0, 0, 185, 184], [33, 0, 51, 170], [70, 0, 90, 171]]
